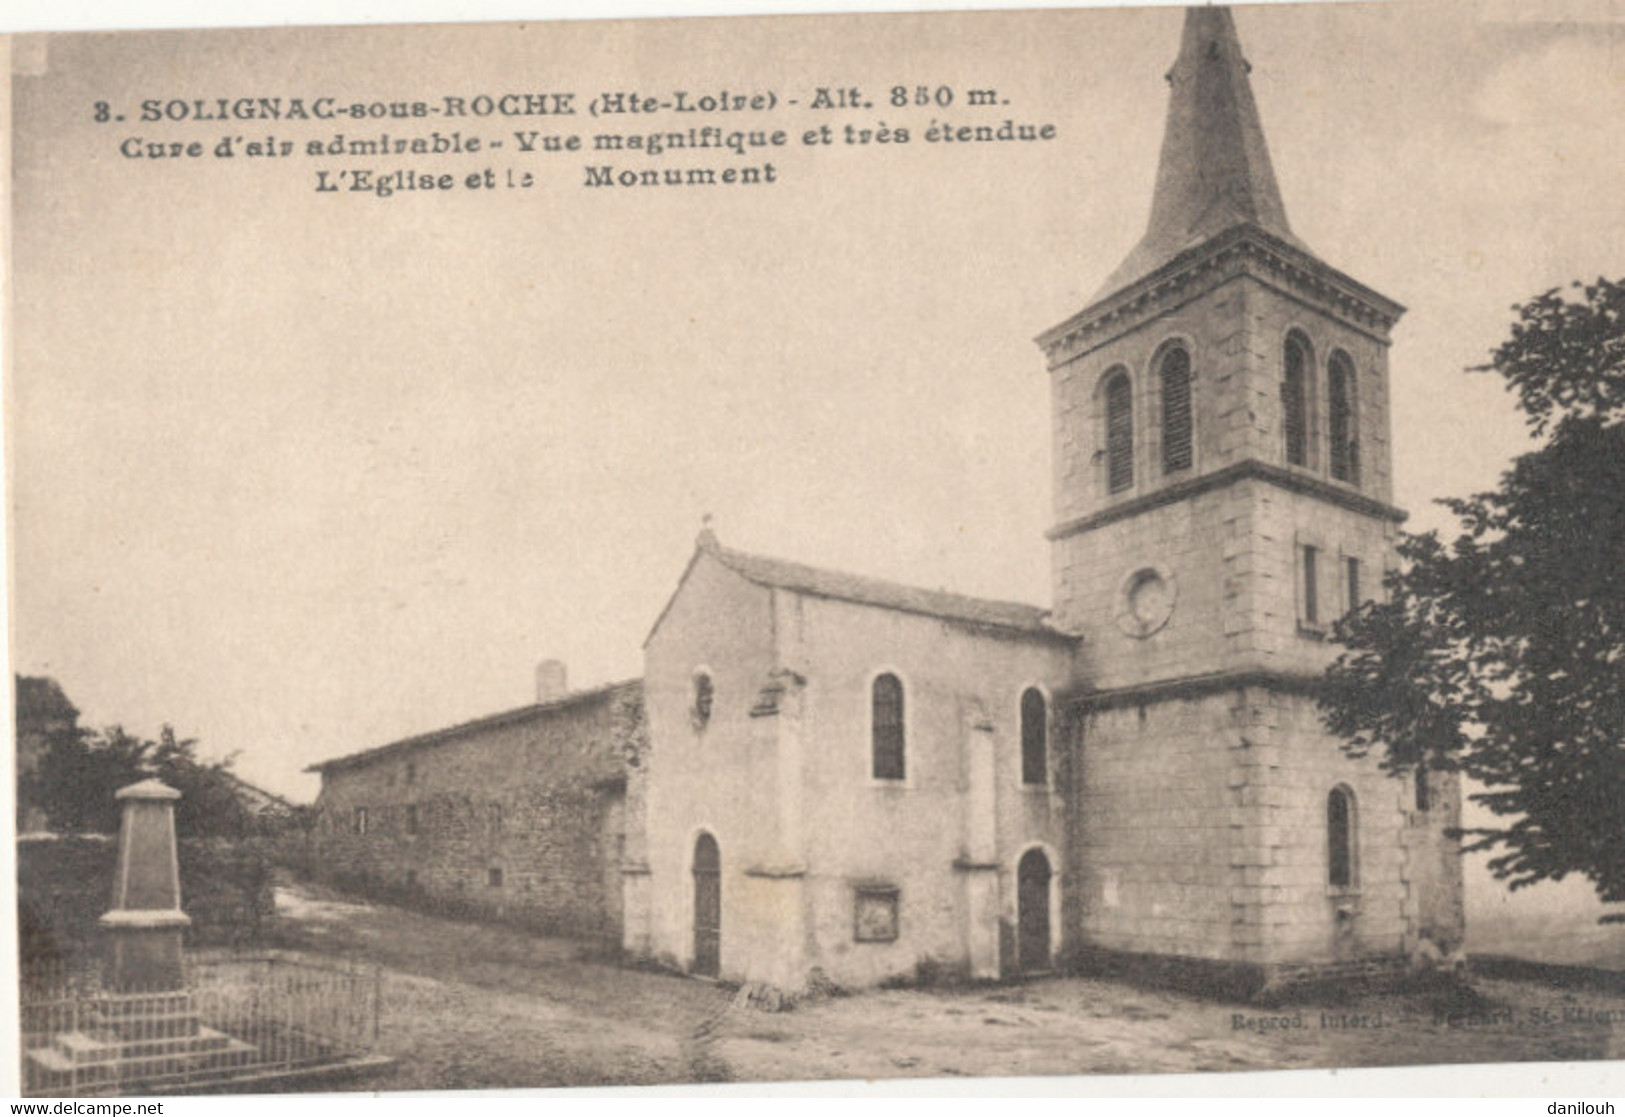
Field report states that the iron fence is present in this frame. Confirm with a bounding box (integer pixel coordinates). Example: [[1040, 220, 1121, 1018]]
[[20, 951, 382, 1096]]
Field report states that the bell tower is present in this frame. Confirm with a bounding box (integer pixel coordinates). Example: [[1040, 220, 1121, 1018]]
[[1039, 6, 1405, 689], [1040, 8, 1461, 985]]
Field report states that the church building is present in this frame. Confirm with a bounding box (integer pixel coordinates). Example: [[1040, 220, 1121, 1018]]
[[309, 7, 1465, 997]]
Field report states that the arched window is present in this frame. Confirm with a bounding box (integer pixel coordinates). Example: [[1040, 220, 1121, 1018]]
[[1283, 332, 1311, 467], [1327, 786, 1356, 889], [1328, 351, 1360, 484], [1159, 346, 1193, 474], [871, 673, 905, 781], [1104, 370, 1134, 494], [1020, 687, 1048, 786], [1414, 767, 1431, 812]]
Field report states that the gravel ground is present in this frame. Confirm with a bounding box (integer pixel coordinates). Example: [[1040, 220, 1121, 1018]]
[[269, 880, 1625, 1091], [271, 882, 732, 1090]]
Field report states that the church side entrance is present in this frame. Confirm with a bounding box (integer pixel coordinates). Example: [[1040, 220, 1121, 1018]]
[[1017, 848, 1052, 975], [692, 832, 720, 977]]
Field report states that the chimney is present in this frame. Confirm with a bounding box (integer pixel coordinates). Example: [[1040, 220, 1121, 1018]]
[[535, 659, 568, 703]]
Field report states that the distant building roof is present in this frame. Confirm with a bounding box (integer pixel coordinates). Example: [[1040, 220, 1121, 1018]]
[[306, 678, 641, 776], [697, 530, 1071, 639], [217, 769, 297, 813]]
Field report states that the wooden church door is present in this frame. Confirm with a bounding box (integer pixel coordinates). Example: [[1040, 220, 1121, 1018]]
[[1017, 848, 1052, 974], [692, 832, 721, 977]]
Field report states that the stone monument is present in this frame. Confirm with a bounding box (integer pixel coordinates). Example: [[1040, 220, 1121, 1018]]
[[100, 779, 191, 991], [26, 780, 254, 1093]]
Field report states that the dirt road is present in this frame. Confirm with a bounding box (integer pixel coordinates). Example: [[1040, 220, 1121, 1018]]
[[270, 881, 1624, 1091]]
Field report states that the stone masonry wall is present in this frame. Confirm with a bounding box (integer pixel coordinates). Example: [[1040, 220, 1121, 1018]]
[[1240, 274, 1395, 506], [1070, 694, 1244, 961], [1057, 482, 1251, 692], [1049, 271, 1402, 684], [1050, 278, 1252, 533], [1233, 687, 1410, 966], [311, 683, 641, 942], [1069, 685, 1450, 971], [1409, 768, 1467, 955]]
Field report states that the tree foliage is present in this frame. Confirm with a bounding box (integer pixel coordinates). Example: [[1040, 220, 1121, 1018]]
[[1320, 278, 1625, 916], [21, 716, 262, 839]]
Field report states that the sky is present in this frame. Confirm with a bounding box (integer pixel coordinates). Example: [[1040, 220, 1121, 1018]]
[[7, 0, 1624, 812]]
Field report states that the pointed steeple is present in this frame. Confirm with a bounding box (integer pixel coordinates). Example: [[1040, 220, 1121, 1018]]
[[1093, 7, 1309, 301]]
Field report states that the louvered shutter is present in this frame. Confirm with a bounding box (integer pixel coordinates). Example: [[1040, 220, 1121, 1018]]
[[1106, 373, 1134, 493], [1283, 337, 1308, 466], [1161, 348, 1193, 473]]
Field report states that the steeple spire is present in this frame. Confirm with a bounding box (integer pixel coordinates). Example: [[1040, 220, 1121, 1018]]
[[1093, 6, 1309, 300]]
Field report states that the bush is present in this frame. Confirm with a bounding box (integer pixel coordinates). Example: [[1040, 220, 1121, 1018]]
[[17, 833, 276, 967]]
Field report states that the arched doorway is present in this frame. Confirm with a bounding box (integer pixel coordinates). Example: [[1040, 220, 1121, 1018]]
[[692, 832, 720, 977], [1017, 848, 1052, 975]]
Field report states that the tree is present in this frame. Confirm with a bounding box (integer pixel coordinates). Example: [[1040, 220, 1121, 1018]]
[[21, 710, 259, 839], [1320, 278, 1625, 918]]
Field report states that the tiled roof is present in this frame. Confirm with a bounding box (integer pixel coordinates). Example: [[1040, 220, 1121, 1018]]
[[306, 678, 641, 775], [704, 533, 1066, 638]]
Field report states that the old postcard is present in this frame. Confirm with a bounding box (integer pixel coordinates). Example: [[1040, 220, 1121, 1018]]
[[7, 0, 1624, 1099]]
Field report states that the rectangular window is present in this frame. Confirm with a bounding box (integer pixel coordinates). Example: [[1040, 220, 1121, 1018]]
[[353, 807, 368, 836], [405, 803, 418, 836], [488, 867, 504, 888], [1415, 768, 1431, 812], [1346, 556, 1361, 614], [853, 887, 900, 943], [1302, 544, 1320, 627]]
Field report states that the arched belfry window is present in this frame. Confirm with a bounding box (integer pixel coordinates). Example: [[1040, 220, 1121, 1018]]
[[1327, 785, 1357, 889], [1328, 351, 1360, 485], [1104, 370, 1134, 494], [1283, 332, 1312, 467], [1020, 688, 1048, 786], [1159, 346, 1193, 475], [872, 673, 905, 781]]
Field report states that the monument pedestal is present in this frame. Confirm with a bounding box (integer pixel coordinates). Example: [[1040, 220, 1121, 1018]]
[[100, 911, 192, 992], [99, 779, 190, 992]]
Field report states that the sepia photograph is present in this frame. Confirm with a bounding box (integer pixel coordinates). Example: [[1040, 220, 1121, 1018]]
[[6, 0, 1624, 1098]]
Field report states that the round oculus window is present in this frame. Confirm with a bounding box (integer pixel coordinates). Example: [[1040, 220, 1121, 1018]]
[[1116, 566, 1176, 638]]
